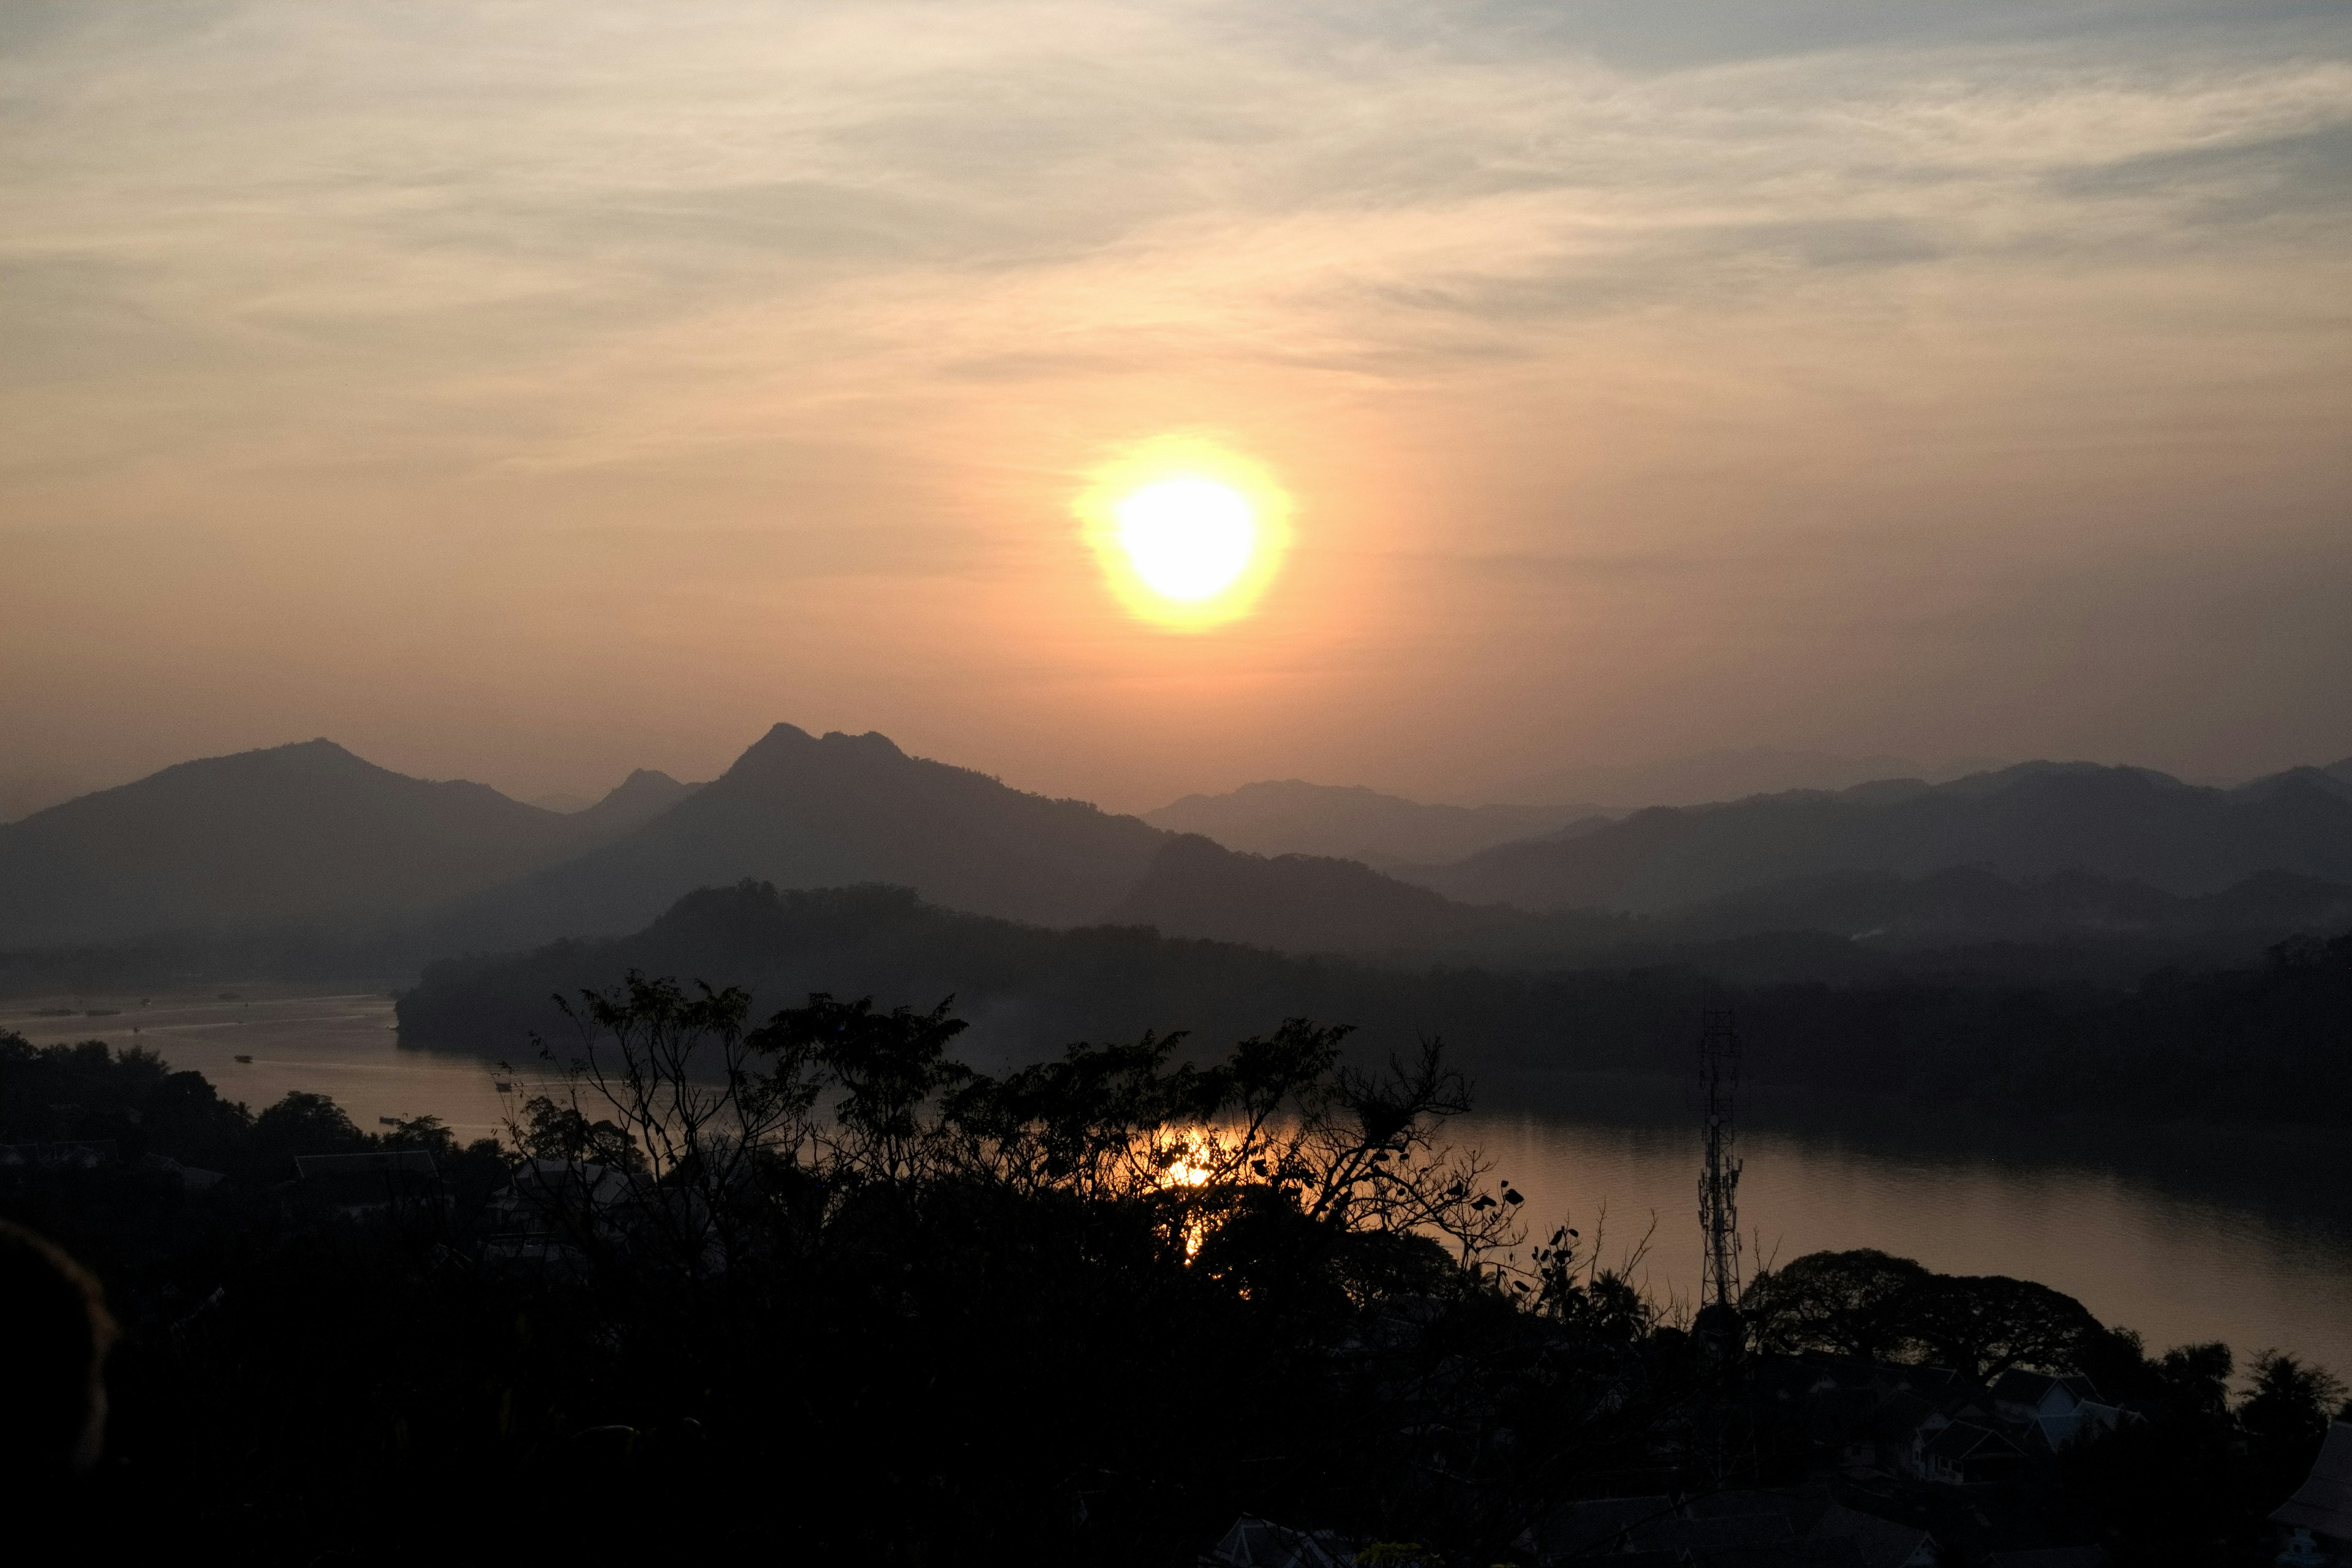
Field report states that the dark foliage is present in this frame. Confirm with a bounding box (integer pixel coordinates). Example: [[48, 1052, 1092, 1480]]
[[2, 1001, 1660, 1561], [7, 1003, 2342, 1564], [1747, 1249, 2108, 1382]]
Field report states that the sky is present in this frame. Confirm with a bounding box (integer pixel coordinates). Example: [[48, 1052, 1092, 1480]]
[[3, 1, 2348, 815]]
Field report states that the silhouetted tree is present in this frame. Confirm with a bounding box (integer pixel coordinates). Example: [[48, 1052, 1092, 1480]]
[[1901, 1272, 2103, 1381], [2159, 1340, 2237, 1418], [1744, 1248, 1932, 1359], [524, 971, 821, 1279], [761, 991, 970, 1182], [248, 1090, 369, 1169], [2241, 1349, 2350, 1498]]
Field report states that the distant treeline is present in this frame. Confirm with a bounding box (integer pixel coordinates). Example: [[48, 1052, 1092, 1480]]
[[0, 917, 421, 997], [398, 882, 2352, 1129], [0, 1028, 499, 1188]]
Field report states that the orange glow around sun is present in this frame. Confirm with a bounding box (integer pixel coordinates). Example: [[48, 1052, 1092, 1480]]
[[1077, 437, 1291, 631]]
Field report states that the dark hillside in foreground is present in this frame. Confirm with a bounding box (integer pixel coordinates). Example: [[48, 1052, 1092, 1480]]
[[0, 740, 627, 946], [435, 725, 1170, 949], [1409, 762, 2352, 911], [398, 881, 2352, 1128]]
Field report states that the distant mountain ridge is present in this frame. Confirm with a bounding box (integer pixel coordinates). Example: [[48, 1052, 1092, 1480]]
[[1144, 779, 1606, 867], [1405, 761, 2352, 913], [6, 730, 2348, 980], [568, 769, 701, 837]]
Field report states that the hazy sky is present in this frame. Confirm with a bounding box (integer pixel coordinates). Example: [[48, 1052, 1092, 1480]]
[[4, 1, 2348, 812]]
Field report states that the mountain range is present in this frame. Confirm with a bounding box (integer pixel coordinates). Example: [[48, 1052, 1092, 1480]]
[[2, 728, 2348, 978], [1400, 761, 2352, 913]]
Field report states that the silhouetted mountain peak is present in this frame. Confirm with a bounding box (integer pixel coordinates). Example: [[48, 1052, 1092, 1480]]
[[570, 769, 702, 837], [597, 768, 692, 804], [718, 725, 922, 790]]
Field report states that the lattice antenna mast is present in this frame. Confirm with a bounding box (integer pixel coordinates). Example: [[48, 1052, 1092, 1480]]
[[1697, 1009, 1744, 1313]]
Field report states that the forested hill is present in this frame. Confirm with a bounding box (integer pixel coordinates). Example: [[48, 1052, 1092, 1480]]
[[396, 881, 2352, 1129]]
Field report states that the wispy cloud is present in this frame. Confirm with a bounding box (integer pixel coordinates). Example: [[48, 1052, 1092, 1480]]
[[2, 1, 2347, 798]]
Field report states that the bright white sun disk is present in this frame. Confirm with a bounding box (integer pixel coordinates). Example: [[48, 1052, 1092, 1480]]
[[1115, 478, 1257, 603]]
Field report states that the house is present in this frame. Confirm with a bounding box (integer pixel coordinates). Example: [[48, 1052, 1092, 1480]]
[[141, 1152, 226, 1191], [0, 1139, 115, 1170], [1811, 1502, 1938, 1567], [1200, 1515, 1354, 1567], [1989, 1372, 2124, 1450], [1917, 1420, 2026, 1486], [292, 1149, 440, 1216], [2272, 1420, 2352, 1566], [488, 1156, 635, 1231], [1517, 1487, 1936, 1567], [1514, 1494, 1676, 1559], [480, 1158, 732, 1273]]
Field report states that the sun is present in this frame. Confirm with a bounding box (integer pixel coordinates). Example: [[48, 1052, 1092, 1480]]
[[1078, 439, 1290, 630], [1115, 477, 1257, 603]]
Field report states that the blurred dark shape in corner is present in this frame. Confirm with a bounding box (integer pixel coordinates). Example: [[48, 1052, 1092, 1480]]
[[0, 1219, 116, 1482]]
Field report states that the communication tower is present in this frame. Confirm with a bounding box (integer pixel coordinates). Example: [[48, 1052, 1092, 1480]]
[[1697, 1009, 1743, 1313]]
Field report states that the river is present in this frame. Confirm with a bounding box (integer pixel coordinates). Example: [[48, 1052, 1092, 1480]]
[[12, 987, 2348, 1381]]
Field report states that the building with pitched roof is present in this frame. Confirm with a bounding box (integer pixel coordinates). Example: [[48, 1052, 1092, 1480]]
[[2272, 1420, 2352, 1566]]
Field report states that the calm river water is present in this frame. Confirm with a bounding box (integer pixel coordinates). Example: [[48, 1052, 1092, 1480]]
[[12, 988, 2348, 1382]]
